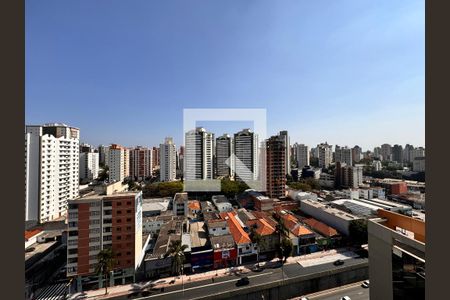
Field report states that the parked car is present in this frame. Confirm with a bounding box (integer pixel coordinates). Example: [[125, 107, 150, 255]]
[[340, 296, 351, 300], [333, 259, 344, 266], [361, 280, 369, 288], [236, 277, 250, 287]]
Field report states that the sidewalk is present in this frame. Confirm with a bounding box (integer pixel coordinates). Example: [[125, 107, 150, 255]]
[[68, 247, 354, 299]]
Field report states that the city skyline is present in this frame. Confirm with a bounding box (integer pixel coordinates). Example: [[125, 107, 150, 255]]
[[26, 0, 424, 151]]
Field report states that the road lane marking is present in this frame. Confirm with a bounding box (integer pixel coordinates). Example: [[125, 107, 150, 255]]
[[135, 272, 274, 299]]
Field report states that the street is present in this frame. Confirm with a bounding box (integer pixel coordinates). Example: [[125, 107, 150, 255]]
[[301, 282, 369, 300]]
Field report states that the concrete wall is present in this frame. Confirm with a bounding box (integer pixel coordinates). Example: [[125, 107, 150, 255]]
[[107, 262, 368, 300], [195, 263, 368, 300]]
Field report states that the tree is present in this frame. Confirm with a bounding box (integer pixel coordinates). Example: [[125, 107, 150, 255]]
[[164, 240, 189, 275], [349, 220, 368, 246], [220, 179, 249, 198], [278, 238, 293, 262], [287, 182, 312, 192], [98, 165, 109, 182], [95, 249, 116, 295]]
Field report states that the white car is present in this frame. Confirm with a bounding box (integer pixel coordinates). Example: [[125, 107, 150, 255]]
[[340, 297, 351, 300], [361, 280, 370, 288]]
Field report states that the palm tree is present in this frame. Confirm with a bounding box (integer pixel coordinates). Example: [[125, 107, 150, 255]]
[[275, 219, 289, 262], [95, 248, 117, 295], [164, 240, 189, 275]]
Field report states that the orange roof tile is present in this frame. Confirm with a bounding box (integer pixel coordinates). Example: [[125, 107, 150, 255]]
[[188, 200, 201, 210], [25, 229, 42, 241], [224, 212, 251, 244], [303, 218, 339, 237]]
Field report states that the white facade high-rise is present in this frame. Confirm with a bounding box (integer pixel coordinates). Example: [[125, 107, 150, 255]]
[[160, 137, 177, 181], [25, 123, 80, 223]]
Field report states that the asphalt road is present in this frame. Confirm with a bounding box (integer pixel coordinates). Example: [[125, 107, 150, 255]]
[[127, 257, 368, 300], [306, 283, 369, 300]]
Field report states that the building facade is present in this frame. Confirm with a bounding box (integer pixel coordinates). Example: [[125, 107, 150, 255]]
[[159, 138, 177, 182], [67, 189, 144, 291], [79, 150, 99, 184], [279, 131, 291, 175], [25, 123, 80, 223], [216, 134, 233, 178], [335, 145, 353, 166], [295, 144, 310, 169], [317, 142, 332, 169], [130, 146, 153, 181], [107, 144, 129, 182], [185, 127, 214, 180], [266, 134, 286, 199], [234, 129, 259, 182]]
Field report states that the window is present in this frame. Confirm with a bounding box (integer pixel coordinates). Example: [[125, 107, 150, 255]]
[[126, 210, 132, 213], [103, 227, 112, 233], [126, 226, 132, 231], [127, 201, 131, 205], [104, 201, 112, 207], [117, 219, 122, 223], [89, 228, 100, 234], [126, 218, 131, 222], [89, 245, 100, 251], [68, 240, 77, 246], [68, 203, 78, 210], [117, 210, 122, 215], [104, 210, 112, 215], [117, 227, 121, 232], [117, 202, 122, 206], [69, 231, 78, 237], [89, 237, 100, 243], [117, 236, 121, 240], [68, 248, 78, 255], [126, 251, 131, 256], [68, 221, 77, 227], [90, 219, 100, 225], [103, 236, 112, 241], [103, 219, 112, 224], [90, 211, 100, 216], [117, 252, 122, 257], [68, 258, 77, 264]]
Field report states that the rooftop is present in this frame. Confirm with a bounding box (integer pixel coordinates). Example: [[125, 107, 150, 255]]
[[221, 212, 251, 245], [142, 198, 171, 212], [188, 200, 201, 211], [302, 218, 339, 237], [174, 192, 188, 204], [210, 234, 235, 250], [190, 222, 208, 248], [247, 219, 275, 236], [212, 195, 229, 203], [301, 198, 361, 221]]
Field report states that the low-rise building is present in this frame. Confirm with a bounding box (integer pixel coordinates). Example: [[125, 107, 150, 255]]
[[142, 198, 171, 217], [173, 192, 188, 216], [210, 235, 237, 269], [211, 195, 233, 212], [221, 212, 258, 264], [277, 210, 317, 255], [189, 222, 213, 271], [299, 198, 363, 236]]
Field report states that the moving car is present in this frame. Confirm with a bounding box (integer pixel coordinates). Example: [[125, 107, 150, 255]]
[[333, 259, 345, 266], [300, 297, 309, 300], [361, 280, 370, 288], [236, 276, 250, 287], [340, 296, 351, 300]]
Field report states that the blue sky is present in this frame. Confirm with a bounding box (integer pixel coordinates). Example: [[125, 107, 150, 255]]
[[26, 0, 424, 150]]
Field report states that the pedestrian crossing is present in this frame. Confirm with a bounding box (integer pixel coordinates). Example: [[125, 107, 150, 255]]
[[33, 282, 68, 300]]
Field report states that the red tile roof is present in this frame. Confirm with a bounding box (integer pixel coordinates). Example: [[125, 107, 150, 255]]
[[247, 219, 276, 236], [25, 229, 42, 241], [303, 218, 339, 237], [279, 212, 313, 237], [222, 212, 251, 244], [188, 200, 201, 211]]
